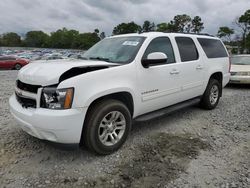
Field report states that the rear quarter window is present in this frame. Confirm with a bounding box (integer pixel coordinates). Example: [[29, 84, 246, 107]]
[[0, 57, 8, 61], [197, 38, 228, 58]]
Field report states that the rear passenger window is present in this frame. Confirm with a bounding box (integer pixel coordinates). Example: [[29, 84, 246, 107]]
[[0, 57, 7, 60], [143, 37, 175, 64], [197, 38, 228, 58], [175, 37, 199, 62]]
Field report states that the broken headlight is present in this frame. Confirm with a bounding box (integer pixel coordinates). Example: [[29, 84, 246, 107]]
[[40, 87, 74, 109]]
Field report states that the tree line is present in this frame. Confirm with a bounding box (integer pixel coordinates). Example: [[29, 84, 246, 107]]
[[217, 9, 250, 53], [0, 14, 204, 50], [0, 10, 249, 53], [0, 28, 104, 50], [113, 15, 204, 34]]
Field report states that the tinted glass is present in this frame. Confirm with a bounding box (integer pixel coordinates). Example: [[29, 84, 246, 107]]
[[83, 36, 145, 64], [8, 57, 16, 60], [175, 37, 199, 62], [143, 37, 175, 64], [0, 56, 10, 61], [198, 38, 228, 58], [231, 56, 250, 65], [0, 56, 16, 60]]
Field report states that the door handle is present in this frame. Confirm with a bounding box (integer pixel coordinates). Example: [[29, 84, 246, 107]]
[[196, 65, 203, 70], [170, 69, 180, 75]]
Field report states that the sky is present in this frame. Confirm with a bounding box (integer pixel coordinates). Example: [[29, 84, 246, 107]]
[[0, 0, 249, 36]]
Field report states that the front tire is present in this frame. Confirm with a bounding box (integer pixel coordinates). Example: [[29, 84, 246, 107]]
[[83, 99, 131, 155], [200, 79, 221, 110]]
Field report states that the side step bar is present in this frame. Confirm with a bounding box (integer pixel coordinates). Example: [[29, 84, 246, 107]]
[[134, 97, 201, 122]]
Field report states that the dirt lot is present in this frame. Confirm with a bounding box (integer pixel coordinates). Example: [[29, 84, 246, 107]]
[[0, 70, 250, 188]]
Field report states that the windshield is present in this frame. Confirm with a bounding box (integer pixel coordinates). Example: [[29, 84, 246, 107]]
[[231, 56, 250, 65], [82, 36, 145, 64]]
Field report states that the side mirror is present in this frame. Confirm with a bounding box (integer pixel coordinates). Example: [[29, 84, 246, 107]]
[[141, 52, 168, 68]]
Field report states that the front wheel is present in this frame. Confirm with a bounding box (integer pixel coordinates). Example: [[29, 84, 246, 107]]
[[200, 79, 221, 110], [14, 63, 22, 70], [83, 99, 131, 155]]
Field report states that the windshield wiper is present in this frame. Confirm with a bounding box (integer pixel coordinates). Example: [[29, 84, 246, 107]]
[[89, 56, 112, 62]]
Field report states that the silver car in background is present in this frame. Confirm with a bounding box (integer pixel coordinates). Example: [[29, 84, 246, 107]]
[[230, 55, 250, 84]]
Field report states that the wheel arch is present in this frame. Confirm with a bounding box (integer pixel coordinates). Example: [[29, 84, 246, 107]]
[[209, 72, 223, 97], [85, 91, 134, 117], [80, 91, 134, 147]]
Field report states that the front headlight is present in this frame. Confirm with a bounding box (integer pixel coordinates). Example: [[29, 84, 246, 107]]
[[40, 87, 74, 109]]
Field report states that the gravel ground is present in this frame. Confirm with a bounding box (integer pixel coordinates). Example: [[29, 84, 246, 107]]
[[0, 70, 250, 188]]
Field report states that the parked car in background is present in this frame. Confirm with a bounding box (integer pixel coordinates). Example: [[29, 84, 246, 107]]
[[0, 56, 29, 70], [230, 55, 250, 84]]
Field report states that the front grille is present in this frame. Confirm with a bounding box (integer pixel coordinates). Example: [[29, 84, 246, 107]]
[[16, 93, 37, 108], [16, 80, 41, 93]]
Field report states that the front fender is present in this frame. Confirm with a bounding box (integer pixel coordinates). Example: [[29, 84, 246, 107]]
[[57, 63, 139, 111], [82, 87, 136, 107]]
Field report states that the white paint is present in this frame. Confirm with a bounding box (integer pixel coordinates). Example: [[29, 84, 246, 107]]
[[9, 32, 230, 144]]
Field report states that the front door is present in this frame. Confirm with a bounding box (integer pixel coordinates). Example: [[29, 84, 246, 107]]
[[136, 37, 183, 115]]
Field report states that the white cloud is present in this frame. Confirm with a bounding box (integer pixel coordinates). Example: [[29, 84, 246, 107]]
[[0, 0, 249, 36]]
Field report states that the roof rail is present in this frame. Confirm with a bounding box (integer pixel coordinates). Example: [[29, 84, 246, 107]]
[[163, 32, 215, 37]]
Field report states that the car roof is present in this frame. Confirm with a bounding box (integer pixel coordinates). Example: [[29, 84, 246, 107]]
[[109, 32, 219, 40]]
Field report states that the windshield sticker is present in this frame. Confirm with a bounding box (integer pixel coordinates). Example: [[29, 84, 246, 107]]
[[122, 41, 139, 46]]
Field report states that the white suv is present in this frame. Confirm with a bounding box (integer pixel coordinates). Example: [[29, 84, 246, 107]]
[[9, 32, 230, 154]]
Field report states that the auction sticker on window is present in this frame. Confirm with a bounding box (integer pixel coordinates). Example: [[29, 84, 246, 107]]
[[122, 41, 139, 46]]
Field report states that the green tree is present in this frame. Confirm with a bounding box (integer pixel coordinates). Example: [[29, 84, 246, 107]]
[[156, 23, 168, 32], [49, 28, 67, 48], [172, 14, 192, 33], [24, 31, 49, 47], [49, 28, 79, 49], [65, 29, 79, 48], [112, 22, 141, 35], [236, 9, 250, 52], [157, 15, 204, 33], [142, 20, 155, 32], [217, 27, 234, 42], [99, 32, 106, 40], [246, 32, 250, 53], [74, 31, 100, 50], [1, 32, 21, 47], [94, 29, 99, 34], [191, 16, 204, 33]]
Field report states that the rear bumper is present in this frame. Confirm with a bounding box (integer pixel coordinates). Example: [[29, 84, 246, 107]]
[[230, 75, 250, 84], [9, 94, 87, 144]]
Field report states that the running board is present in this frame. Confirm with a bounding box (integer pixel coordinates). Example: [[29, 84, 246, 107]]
[[135, 97, 201, 122]]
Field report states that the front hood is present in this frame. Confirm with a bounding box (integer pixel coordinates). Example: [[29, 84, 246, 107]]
[[231, 64, 250, 72], [18, 59, 117, 86]]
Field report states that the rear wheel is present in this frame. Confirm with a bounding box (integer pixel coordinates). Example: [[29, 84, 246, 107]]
[[14, 63, 22, 70], [200, 79, 221, 110], [83, 99, 131, 155]]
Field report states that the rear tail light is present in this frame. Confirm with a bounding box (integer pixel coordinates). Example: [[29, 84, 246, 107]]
[[229, 57, 231, 73]]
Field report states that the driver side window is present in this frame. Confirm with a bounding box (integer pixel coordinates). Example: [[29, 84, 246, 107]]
[[143, 37, 175, 64]]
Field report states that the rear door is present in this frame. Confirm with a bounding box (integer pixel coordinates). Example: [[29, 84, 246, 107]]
[[0, 57, 5, 68], [0, 57, 12, 69], [174, 36, 205, 99]]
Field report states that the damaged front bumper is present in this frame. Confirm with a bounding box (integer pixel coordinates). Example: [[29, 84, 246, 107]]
[[9, 94, 87, 144]]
